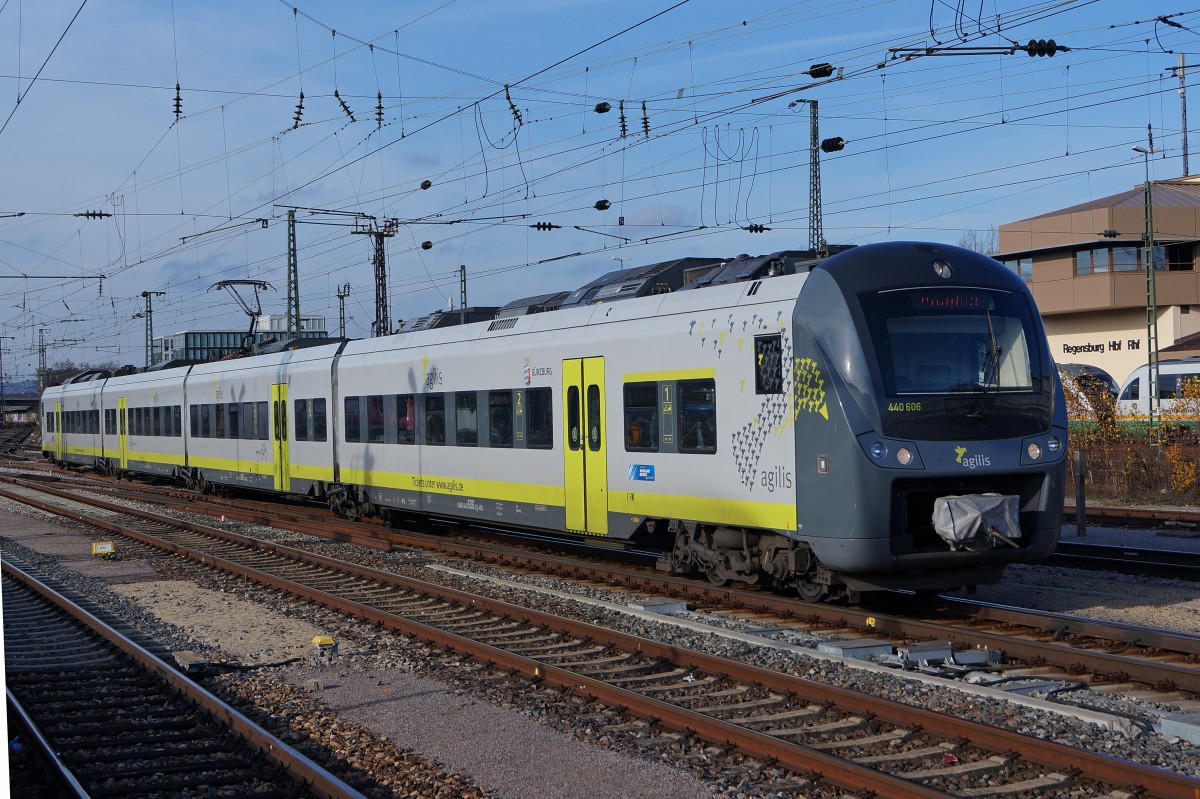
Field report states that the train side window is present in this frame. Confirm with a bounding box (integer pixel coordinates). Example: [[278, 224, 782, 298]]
[[755, 334, 784, 394], [425, 394, 446, 445], [151, 406, 161, 436], [567, 386, 580, 451], [489, 391, 513, 448], [199, 404, 212, 438], [294, 399, 308, 440], [239, 402, 253, 439], [345, 397, 362, 443], [256, 401, 269, 440], [455, 392, 478, 446], [190, 405, 199, 437], [526, 388, 553, 449], [678, 379, 717, 454], [214, 404, 225, 438], [227, 403, 240, 439], [623, 382, 658, 452], [586, 384, 601, 452], [312, 398, 327, 441], [396, 395, 415, 444], [367, 395, 385, 443], [105, 409, 115, 434]]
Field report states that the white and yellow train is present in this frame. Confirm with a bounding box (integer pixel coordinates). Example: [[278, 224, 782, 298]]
[[41, 242, 1067, 600]]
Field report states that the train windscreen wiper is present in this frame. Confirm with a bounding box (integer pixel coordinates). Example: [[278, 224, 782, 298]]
[[967, 311, 1002, 418]]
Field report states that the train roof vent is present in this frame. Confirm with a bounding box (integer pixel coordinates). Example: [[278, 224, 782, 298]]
[[913, 243, 942, 254], [747, 280, 763, 296], [487, 318, 519, 332]]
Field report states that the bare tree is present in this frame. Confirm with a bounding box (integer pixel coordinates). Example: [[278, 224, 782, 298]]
[[957, 226, 999, 256]]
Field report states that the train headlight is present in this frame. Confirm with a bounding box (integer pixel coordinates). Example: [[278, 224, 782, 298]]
[[1047, 436, 1061, 453], [869, 442, 887, 460], [1027, 442, 1042, 460], [896, 447, 912, 465]]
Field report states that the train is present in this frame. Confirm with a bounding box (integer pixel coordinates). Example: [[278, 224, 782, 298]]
[[40, 241, 1067, 601]]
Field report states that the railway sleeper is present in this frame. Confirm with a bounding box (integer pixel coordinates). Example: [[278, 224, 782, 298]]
[[958, 773, 1073, 798], [854, 741, 960, 766], [899, 753, 1010, 780]]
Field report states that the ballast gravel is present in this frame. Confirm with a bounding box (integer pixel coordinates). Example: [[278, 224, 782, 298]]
[[4, 489, 1200, 796]]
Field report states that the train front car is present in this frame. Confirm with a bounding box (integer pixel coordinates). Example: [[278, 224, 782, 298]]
[[789, 241, 1066, 600]]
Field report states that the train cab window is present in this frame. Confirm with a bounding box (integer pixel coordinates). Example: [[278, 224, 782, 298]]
[[367, 395, 385, 443], [294, 399, 308, 440], [227, 403, 240, 439], [623, 383, 658, 452], [312, 398, 327, 441], [425, 395, 446, 445], [567, 386, 581, 451], [396, 395, 415, 444], [754, 334, 784, 394], [455, 392, 478, 446], [489, 391, 513, 448], [586, 385, 601, 452], [678, 380, 717, 453], [526, 387, 553, 449], [1120, 378, 1139, 402], [345, 397, 362, 443], [256, 401, 270, 440]]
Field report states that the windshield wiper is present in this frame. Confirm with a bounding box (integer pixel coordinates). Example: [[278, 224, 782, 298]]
[[968, 311, 1002, 418]]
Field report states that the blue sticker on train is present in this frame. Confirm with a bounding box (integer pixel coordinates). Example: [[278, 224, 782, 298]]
[[628, 464, 655, 481]]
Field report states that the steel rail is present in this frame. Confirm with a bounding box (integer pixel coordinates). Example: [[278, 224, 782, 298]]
[[5, 486, 1199, 799], [1, 560, 369, 799], [6, 690, 90, 799]]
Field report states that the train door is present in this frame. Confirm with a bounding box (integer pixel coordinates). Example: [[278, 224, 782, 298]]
[[54, 402, 63, 460], [271, 383, 291, 492], [117, 397, 128, 470], [562, 357, 608, 535]]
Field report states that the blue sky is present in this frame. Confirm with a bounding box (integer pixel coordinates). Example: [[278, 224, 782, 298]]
[[0, 0, 1195, 379]]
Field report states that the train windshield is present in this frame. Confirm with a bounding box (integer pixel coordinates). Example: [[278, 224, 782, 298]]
[[861, 287, 1036, 397]]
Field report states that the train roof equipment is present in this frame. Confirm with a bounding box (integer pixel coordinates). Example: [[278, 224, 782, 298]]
[[560, 256, 726, 307], [496, 291, 570, 318]]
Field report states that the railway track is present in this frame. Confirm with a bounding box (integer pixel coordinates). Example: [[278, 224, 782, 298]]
[[1, 477, 1198, 798], [8, 470, 1200, 696], [2, 559, 366, 799], [1050, 540, 1200, 579]]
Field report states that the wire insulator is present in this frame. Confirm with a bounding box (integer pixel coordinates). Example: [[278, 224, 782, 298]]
[[293, 91, 305, 128], [173, 83, 182, 119], [618, 100, 627, 139], [376, 92, 384, 128], [335, 89, 355, 122], [641, 100, 649, 139], [505, 84, 523, 126]]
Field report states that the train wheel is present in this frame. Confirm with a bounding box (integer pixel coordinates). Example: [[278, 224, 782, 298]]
[[795, 579, 828, 603], [705, 569, 730, 587]]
